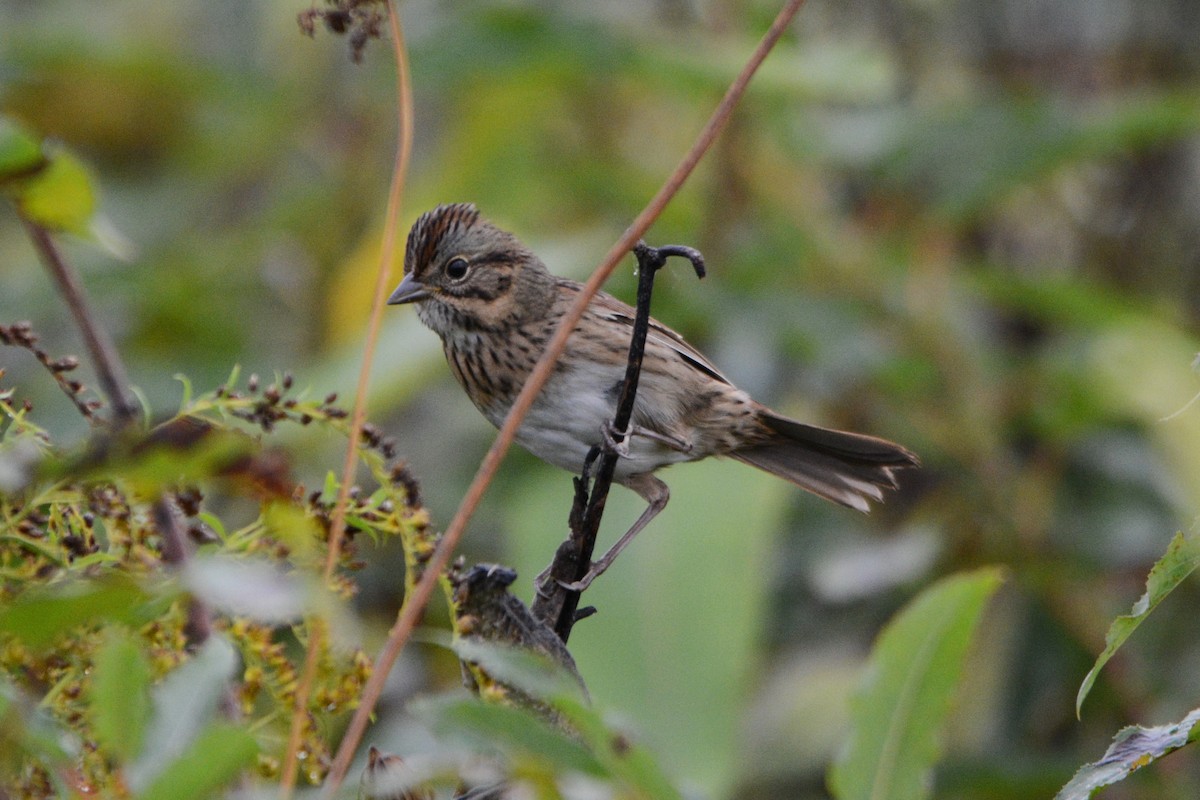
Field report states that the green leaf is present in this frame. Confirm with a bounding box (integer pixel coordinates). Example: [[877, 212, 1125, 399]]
[[829, 567, 1005, 800], [45, 423, 254, 497], [1076, 532, 1200, 716], [0, 576, 154, 648], [505, 459, 789, 796], [135, 721, 257, 800], [262, 499, 318, 557], [1055, 708, 1200, 800], [557, 699, 683, 800], [173, 373, 194, 410], [0, 117, 44, 178], [320, 470, 340, 503], [0, 675, 76, 770], [126, 635, 240, 792], [14, 147, 96, 234], [415, 694, 606, 777], [116, 428, 253, 497], [435, 636, 680, 799], [182, 556, 308, 623], [197, 511, 227, 541], [91, 628, 153, 763], [449, 638, 589, 705]]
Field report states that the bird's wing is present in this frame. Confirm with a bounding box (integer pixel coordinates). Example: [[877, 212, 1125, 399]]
[[557, 279, 732, 386]]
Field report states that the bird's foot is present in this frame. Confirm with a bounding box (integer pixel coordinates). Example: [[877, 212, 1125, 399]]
[[558, 570, 598, 593], [600, 420, 693, 457]]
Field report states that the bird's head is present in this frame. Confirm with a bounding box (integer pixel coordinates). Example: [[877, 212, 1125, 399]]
[[388, 203, 555, 335]]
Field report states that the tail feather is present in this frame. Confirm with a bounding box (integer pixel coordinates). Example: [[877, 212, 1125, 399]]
[[730, 412, 919, 512]]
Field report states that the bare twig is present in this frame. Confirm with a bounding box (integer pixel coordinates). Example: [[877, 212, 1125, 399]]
[[152, 496, 213, 645], [532, 244, 705, 642], [20, 218, 139, 426], [322, 1, 808, 793], [18, 218, 213, 647], [0, 321, 102, 423], [288, 0, 415, 795]]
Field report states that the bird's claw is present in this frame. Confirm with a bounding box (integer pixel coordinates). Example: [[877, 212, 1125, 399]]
[[557, 574, 595, 593], [601, 420, 633, 458], [600, 420, 693, 457]]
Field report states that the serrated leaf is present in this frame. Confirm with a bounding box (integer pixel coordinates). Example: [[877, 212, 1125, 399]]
[[0, 117, 44, 178], [829, 567, 1005, 800], [1055, 708, 1200, 800], [126, 635, 239, 792], [1077, 532, 1200, 716], [0, 576, 154, 648], [135, 721, 257, 800], [15, 148, 96, 234], [91, 628, 152, 762]]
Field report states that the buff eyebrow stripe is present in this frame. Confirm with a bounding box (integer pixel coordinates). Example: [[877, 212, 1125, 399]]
[[473, 251, 520, 268]]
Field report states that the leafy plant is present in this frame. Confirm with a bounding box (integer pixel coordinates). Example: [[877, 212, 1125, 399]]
[[1052, 531, 1200, 798], [0, 365, 422, 793], [830, 569, 1005, 800]]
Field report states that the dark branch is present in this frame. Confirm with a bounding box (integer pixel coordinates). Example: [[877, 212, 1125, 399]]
[[532, 242, 705, 642], [152, 495, 212, 647]]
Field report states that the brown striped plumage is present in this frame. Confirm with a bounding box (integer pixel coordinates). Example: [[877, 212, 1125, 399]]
[[389, 203, 919, 587]]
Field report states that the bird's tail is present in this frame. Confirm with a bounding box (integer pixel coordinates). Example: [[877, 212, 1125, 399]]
[[729, 411, 919, 512]]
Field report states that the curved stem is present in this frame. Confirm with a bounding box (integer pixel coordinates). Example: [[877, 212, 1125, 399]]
[[20, 218, 139, 426], [321, 0, 808, 793], [279, 1, 415, 796]]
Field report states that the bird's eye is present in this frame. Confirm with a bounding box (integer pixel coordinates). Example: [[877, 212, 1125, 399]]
[[445, 256, 470, 281]]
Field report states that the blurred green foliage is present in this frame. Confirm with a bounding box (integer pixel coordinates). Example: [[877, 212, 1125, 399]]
[[4, 1, 1200, 798], [0, 373, 418, 793]]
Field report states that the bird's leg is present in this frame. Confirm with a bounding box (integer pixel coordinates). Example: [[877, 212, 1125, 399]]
[[560, 472, 669, 592], [600, 420, 692, 458]]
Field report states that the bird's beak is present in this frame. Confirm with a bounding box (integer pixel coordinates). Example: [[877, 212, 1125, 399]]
[[387, 272, 430, 305]]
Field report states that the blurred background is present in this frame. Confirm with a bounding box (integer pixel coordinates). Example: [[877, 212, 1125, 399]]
[[4, 1, 1200, 797]]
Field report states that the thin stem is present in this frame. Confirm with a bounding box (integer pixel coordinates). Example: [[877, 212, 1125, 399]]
[[19, 217, 212, 648], [288, 1, 414, 795], [20, 218, 139, 426], [0, 321, 101, 424], [152, 496, 212, 646], [321, 1, 808, 793]]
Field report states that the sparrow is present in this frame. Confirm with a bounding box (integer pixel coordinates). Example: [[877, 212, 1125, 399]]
[[389, 204, 918, 586]]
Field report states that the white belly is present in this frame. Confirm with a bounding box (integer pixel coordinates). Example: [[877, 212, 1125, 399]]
[[482, 365, 696, 480]]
